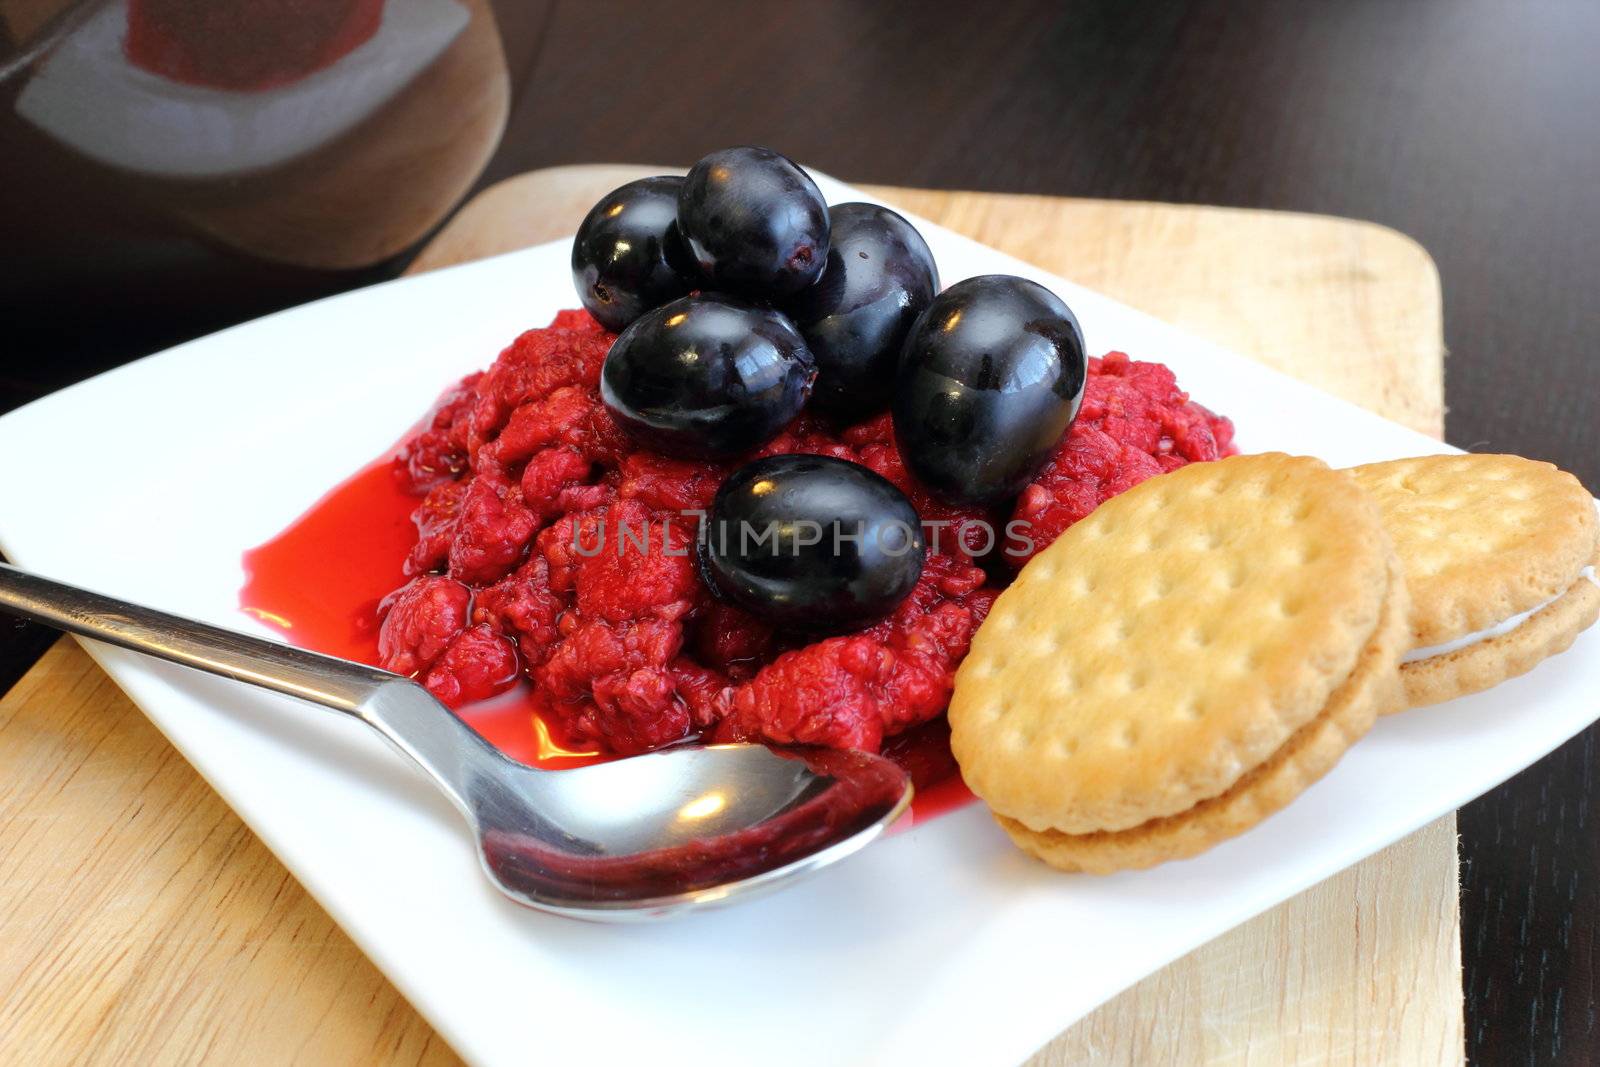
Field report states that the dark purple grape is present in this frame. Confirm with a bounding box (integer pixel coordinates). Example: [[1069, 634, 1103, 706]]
[[786, 202, 938, 422], [699, 454, 924, 632], [571, 176, 697, 332], [677, 146, 830, 300], [892, 275, 1086, 506], [600, 294, 816, 459]]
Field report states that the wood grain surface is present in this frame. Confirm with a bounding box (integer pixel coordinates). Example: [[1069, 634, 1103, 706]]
[[0, 167, 1455, 1065]]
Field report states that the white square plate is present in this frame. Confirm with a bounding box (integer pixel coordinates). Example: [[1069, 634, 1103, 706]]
[[1, 174, 1595, 1067]]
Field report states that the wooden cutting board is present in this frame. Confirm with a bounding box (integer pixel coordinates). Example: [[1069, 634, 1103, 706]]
[[0, 166, 1458, 1065]]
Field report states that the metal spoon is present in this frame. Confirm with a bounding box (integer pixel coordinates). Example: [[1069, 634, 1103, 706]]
[[0, 563, 912, 920]]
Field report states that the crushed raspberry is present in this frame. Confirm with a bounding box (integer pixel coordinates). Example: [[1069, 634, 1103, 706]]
[[405, 480, 466, 577], [379, 313, 1235, 755], [573, 502, 701, 623], [447, 473, 538, 586], [378, 575, 470, 677], [424, 625, 520, 709], [472, 557, 565, 667], [692, 600, 777, 679], [533, 617, 693, 752], [709, 555, 995, 750], [618, 452, 727, 513], [395, 374, 479, 495], [526, 502, 705, 751], [466, 311, 614, 452]]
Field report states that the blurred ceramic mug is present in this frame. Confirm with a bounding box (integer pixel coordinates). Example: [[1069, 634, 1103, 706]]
[[1, 0, 511, 272]]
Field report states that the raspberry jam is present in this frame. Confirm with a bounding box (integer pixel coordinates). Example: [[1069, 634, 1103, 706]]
[[242, 309, 1235, 828], [239, 453, 972, 819]]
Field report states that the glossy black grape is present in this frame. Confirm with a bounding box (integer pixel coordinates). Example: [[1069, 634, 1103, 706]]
[[600, 294, 816, 459], [785, 202, 939, 422], [677, 146, 830, 300], [571, 175, 697, 332], [892, 275, 1086, 507], [699, 454, 925, 632]]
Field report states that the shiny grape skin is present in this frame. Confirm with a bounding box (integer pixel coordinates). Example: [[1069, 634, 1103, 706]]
[[785, 202, 939, 422], [699, 454, 925, 632], [677, 146, 831, 300], [892, 275, 1087, 507], [600, 294, 817, 460], [571, 176, 697, 332]]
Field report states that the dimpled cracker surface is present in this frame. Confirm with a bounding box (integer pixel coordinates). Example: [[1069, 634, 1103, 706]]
[[1401, 564, 1600, 709], [949, 453, 1395, 836], [996, 556, 1407, 872], [1349, 454, 1598, 647]]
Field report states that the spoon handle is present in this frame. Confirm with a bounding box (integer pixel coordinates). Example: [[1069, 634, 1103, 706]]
[[0, 562, 397, 713]]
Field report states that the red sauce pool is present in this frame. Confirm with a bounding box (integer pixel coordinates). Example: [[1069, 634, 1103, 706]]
[[240, 454, 975, 825]]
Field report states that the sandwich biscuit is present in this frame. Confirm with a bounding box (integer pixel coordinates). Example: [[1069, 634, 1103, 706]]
[[1348, 454, 1598, 709], [950, 453, 1408, 873]]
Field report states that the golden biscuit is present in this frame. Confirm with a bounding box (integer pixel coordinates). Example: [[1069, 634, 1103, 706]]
[[1348, 454, 1598, 709], [950, 453, 1407, 872]]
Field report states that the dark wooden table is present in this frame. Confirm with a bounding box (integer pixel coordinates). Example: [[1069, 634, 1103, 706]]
[[2, 2, 1596, 1062]]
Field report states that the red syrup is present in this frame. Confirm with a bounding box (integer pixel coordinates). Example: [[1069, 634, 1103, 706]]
[[239, 453, 975, 826]]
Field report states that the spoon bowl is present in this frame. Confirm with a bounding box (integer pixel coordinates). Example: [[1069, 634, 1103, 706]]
[[473, 742, 910, 918]]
